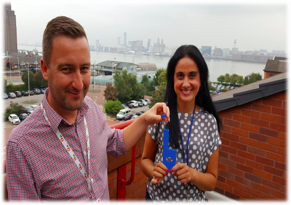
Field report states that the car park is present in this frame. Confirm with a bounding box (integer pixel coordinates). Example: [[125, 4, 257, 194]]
[[34, 88, 41, 95], [3, 93, 8, 99], [15, 91, 22, 97], [8, 114, 21, 125], [124, 113, 134, 121], [19, 113, 29, 122], [8, 92, 16, 99], [116, 108, 132, 120], [21, 91, 29, 96]]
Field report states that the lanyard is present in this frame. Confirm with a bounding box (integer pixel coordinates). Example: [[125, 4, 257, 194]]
[[40, 103, 92, 199], [177, 104, 196, 166]]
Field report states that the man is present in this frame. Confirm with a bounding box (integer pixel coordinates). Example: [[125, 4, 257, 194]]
[[6, 16, 170, 201]]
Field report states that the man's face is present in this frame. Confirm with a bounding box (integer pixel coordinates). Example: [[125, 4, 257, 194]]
[[42, 36, 91, 113]]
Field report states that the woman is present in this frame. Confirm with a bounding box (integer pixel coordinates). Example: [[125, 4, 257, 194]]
[[141, 45, 222, 201]]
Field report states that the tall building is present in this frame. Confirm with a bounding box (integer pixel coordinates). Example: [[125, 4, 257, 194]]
[[4, 3, 18, 55], [124, 32, 127, 46], [153, 38, 165, 53], [147, 39, 151, 51], [201, 46, 212, 56]]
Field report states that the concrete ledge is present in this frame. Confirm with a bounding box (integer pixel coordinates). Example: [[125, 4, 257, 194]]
[[205, 191, 237, 202]]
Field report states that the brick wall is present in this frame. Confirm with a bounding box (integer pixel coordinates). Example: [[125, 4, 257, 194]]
[[108, 156, 148, 201], [216, 91, 287, 200]]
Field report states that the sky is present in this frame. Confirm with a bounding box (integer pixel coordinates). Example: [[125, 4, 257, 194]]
[[2, 0, 290, 52]]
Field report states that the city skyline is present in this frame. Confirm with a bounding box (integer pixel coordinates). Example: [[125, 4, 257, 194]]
[[4, 0, 289, 53]]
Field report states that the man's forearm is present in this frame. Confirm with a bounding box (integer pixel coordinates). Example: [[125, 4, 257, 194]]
[[123, 114, 147, 151]]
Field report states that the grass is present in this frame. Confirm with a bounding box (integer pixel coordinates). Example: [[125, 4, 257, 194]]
[[22, 100, 37, 104]]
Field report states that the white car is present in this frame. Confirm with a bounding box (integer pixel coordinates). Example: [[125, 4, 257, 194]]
[[139, 99, 148, 106], [27, 105, 38, 110], [8, 114, 21, 125]]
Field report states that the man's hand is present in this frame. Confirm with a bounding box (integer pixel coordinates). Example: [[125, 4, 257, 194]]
[[143, 102, 170, 125]]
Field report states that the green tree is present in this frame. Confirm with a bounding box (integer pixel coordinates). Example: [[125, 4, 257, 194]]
[[34, 71, 48, 88], [208, 81, 216, 91], [104, 83, 118, 101], [4, 102, 26, 121], [217, 75, 225, 83], [141, 75, 155, 96], [148, 70, 167, 108], [114, 70, 133, 102], [157, 70, 167, 86], [104, 100, 123, 115], [243, 73, 262, 85], [229, 74, 244, 85], [224, 73, 230, 84], [22, 71, 37, 89], [3, 77, 7, 91], [153, 69, 165, 86], [132, 83, 146, 100]]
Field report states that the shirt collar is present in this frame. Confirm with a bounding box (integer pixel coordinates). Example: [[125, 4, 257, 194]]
[[42, 88, 90, 133]]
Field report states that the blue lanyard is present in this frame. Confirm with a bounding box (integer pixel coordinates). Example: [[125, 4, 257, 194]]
[[177, 104, 196, 166]]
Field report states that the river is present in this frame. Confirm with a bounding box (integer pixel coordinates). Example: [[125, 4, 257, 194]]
[[19, 45, 266, 83]]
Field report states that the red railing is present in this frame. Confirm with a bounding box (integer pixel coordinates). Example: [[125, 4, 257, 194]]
[[110, 119, 136, 200], [3, 118, 138, 201]]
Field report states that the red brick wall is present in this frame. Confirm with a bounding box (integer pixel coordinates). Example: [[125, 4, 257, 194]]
[[108, 156, 148, 201], [216, 91, 287, 200]]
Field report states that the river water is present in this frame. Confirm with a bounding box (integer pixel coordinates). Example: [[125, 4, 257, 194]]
[[19, 45, 265, 83]]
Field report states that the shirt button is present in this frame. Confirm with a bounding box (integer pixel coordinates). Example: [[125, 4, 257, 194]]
[[91, 178, 94, 183]]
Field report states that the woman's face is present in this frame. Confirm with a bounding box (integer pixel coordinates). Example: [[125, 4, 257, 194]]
[[174, 57, 201, 107]]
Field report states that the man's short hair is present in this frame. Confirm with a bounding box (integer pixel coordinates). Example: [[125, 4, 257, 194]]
[[42, 16, 87, 67]]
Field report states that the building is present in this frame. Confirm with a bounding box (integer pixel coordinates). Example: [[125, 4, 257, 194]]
[[263, 57, 287, 79], [128, 40, 144, 51], [201, 46, 212, 56], [124, 32, 127, 46], [4, 3, 18, 55], [211, 59, 287, 200], [213, 47, 223, 57], [153, 38, 165, 53], [147, 39, 151, 51]]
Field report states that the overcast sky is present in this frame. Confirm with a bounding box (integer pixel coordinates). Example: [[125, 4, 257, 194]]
[[4, 0, 289, 52]]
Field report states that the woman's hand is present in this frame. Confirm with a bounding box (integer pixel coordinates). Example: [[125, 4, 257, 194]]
[[143, 102, 170, 125], [171, 163, 193, 184], [151, 162, 169, 184]]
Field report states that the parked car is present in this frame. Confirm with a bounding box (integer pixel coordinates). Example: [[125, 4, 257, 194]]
[[137, 100, 143, 107], [15, 91, 22, 97], [34, 88, 41, 95], [139, 99, 148, 106], [127, 100, 138, 108], [8, 92, 16, 99], [116, 108, 132, 120], [124, 113, 134, 121], [145, 99, 151, 105], [27, 105, 38, 110], [25, 105, 38, 115], [122, 104, 129, 109], [3, 93, 8, 99], [21, 91, 29, 96], [19, 113, 29, 122], [29, 90, 35, 95], [40, 88, 46, 94], [131, 111, 145, 119], [8, 114, 21, 125], [125, 102, 133, 108]]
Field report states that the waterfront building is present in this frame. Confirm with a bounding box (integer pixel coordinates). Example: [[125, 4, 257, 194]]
[[153, 38, 165, 53], [201, 46, 212, 56], [213, 47, 223, 57], [124, 32, 127, 46], [4, 3, 18, 56]]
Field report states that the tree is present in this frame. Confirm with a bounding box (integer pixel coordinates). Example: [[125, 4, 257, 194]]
[[34, 71, 48, 88], [132, 83, 146, 100], [217, 75, 225, 83], [104, 100, 123, 115], [114, 70, 134, 102], [3, 77, 7, 91], [153, 69, 165, 86], [224, 73, 230, 84], [148, 70, 167, 108], [243, 73, 262, 85], [104, 83, 118, 101], [4, 102, 26, 121], [21, 71, 37, 89], [141, 75, 155, 96]]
